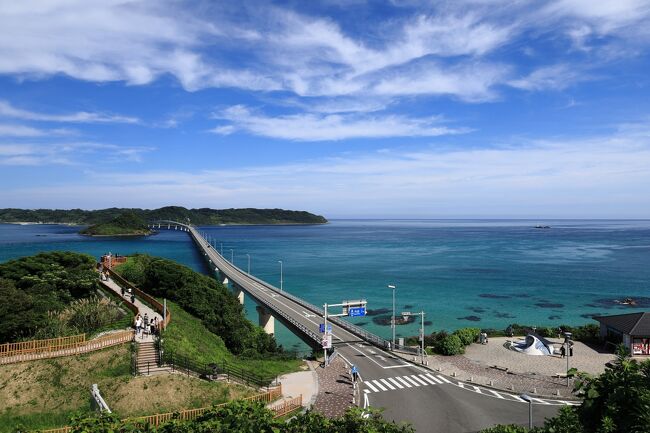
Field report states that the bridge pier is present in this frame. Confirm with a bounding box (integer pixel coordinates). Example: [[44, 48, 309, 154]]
[[233, 286, 244, 305], [256, 306, 275, 335]]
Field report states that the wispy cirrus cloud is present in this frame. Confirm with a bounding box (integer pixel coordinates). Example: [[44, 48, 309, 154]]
[[0, 123, 75, 137], [0, 100, 139, 124], [210, 105, 470, 141], [0, 141, 153, 166]]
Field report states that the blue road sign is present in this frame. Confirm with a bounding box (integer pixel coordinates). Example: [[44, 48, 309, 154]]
[[348, 307, 366, 317], [319, 324, 333, 333]]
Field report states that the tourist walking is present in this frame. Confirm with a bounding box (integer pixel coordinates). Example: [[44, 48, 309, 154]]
[[135, 315, 142, 336]]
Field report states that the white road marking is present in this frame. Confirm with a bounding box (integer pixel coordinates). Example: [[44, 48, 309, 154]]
[[488, 390, 505, 399], [418, 374, 438, 385], [383, 364, 413, 369], [379, 378, 396, 390], [371, 380, 388, 391], [394, 376, 413, 388], [387, 377, 404, 389], [365, 381, 379, 393], [436, 375, 452, 384], [425, 374, 443, 384], [410, 375, 430, 386], [403, 376, 422, 387]]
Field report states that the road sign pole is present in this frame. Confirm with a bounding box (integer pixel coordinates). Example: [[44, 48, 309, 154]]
[[324, 303, 328, 366]]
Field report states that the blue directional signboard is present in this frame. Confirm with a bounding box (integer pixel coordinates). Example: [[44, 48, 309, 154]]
[[319, 324, 333, 333], [348, 307, 366, 317]]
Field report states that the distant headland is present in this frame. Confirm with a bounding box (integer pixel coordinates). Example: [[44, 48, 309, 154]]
[[0, 206, 328, 236]]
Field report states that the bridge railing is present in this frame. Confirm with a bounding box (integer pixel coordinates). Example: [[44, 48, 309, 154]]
[[169, 224, 408, 352]]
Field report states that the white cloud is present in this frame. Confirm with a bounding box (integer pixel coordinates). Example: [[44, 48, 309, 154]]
[[0, 100, 139, 124], [0, 141, 153, 165], [8, 125, 649, 217], [508, 64, 588, 91], [211, 105, 470, 141], [0, 123, 74, 137]]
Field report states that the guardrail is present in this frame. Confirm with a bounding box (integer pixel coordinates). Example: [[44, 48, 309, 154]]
[[161, 349, 277, 388], [0, 330, 134, 364], [41, 387, 289, 433]]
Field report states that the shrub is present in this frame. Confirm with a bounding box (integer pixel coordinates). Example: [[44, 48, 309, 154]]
[[453, 327, 480, 346], [436, 334, 464, 356], [480, 425, 528, 433]]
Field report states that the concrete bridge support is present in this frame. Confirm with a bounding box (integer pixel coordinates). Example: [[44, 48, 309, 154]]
[[256, 306, 275, 335], [215, 268, 229, 285]]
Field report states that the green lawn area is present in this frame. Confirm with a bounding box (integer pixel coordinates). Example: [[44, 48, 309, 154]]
[[0, 343, 254, 433], [163, 301, 304, 380]]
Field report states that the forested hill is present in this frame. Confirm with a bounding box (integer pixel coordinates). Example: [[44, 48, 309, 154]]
[[0, 207, 328, 225]]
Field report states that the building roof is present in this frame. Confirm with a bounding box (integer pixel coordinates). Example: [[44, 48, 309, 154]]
[[594, 312, 650, 336]]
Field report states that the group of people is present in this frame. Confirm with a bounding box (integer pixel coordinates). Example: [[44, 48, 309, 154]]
[[134, 313, 159, 338], [120, 285, 136, 304]]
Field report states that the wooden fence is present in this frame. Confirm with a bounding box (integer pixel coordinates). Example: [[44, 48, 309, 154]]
[[106, 268, 171, 329], [40, 387, 300, 433], [0, 330, 134, 365]]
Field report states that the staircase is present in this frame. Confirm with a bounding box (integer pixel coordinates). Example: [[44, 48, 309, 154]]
[[136, 341, 168, 376]]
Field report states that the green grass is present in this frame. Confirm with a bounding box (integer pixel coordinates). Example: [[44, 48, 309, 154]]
[[0, 410, 82, 433], [163, 301, 303, 379]]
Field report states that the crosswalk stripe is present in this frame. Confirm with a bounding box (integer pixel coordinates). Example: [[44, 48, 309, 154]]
[[380, 378, 396, 390], [436, 375, 452, 384], [407, 375, 425, 386], [402, 376, 421, 386], [507, 394, 526, 402], [365, 381, 379, 392], [488, 390, 505, 399], [418, 374, 438, 385], [425, 374, 443, 384], [388, 377, 404, 389], [372, 380, 388, 391], [411, 375, 430, 386], [394, 376, 413, 388], [404, 376, 422, 386]]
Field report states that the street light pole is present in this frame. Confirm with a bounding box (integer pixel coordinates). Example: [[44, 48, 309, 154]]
[[388, 284, 396, 349], [230, 249, 234, 264], [246, 254, 250, 274], [420, 310, 425, 365], [323, 303, 328, 365], [278, 260, 283, 291], [220, 243, 223, 256], [520, 394, 533, 429]]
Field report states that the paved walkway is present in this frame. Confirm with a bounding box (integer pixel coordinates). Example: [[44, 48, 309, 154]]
[[101, 277, 162, 343], [311, 357, 356, 417], [392, 337, 615, 398], [277, 367, 318, 409]]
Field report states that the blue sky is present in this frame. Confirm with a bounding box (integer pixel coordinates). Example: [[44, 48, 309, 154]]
[[1, 0, 649, 218]]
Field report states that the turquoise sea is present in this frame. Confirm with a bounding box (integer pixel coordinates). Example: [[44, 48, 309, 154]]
[[1, 220, 649, 353]]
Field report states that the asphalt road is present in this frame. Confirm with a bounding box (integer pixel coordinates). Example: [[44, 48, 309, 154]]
[[181, 223, 565, 433]]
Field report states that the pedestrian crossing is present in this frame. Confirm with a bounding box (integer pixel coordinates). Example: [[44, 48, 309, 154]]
[[362, 372, 580, 406], [364, 373, 451, 393]]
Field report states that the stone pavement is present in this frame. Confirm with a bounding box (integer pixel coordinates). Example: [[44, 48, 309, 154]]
[[311, 357, 355, 417], [392, 338, 611, 399]]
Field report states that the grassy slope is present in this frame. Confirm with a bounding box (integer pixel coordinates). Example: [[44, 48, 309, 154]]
[[164, 301, 304, 379], [0, 344, 253, 432]]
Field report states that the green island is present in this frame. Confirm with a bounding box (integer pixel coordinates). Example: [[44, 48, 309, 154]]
[[0, 206, 328, 227], [80, 211, 152, 237]]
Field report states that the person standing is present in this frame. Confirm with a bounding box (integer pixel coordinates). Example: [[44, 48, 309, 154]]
[[135, 315, 142, 336]]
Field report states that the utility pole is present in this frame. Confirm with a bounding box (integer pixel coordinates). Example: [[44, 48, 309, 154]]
[[388, 284, 396, 349], [278, 260, 283, 291]]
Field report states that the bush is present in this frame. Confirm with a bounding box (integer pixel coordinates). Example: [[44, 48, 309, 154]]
[[480, 425, 527, 433], [436, 334, 464, 355], [453, 327, 480, 346]]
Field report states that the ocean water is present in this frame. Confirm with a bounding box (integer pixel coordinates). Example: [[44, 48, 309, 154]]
[[1, 220, 649, 352]]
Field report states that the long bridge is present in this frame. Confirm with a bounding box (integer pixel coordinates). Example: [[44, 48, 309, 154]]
[[151, 220, 569, 433]]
